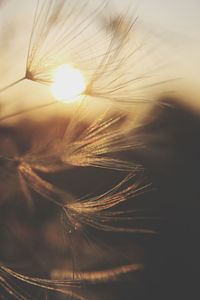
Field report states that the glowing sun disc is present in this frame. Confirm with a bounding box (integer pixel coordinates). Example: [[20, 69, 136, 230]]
[[51, 64, 85, 103]]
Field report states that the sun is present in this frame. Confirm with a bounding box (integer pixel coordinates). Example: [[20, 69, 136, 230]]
[[51, 64, 85, 103]]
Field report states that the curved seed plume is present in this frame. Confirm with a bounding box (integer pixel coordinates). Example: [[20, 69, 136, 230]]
[[67, 175, 140, 212], [0, 266, 84, 300], [0, 263, 143, 299], [0, 275, 32, 300], [64, 174, 155, 234], [0, 262, 143, 287], [17, 161, 72, 206], [51, 263, 144, 283], [61, 113, 141, 171], [15, 159, 154, 235], [16, 113, 141, 173], [15, 159, 155, 235], [0, 155, 68, 207]]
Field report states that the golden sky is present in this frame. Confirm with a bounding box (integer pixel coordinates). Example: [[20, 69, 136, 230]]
[[0, 0, 200, 117]]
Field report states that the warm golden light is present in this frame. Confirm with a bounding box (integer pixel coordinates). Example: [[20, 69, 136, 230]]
[[51, 64, 85, 103]]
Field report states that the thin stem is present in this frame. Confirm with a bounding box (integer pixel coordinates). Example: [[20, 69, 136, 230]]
[[0, 101, 57, 122], [0, 77, 26, 94]]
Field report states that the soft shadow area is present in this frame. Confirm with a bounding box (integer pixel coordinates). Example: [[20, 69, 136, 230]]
[[0, 97, 200, 299]]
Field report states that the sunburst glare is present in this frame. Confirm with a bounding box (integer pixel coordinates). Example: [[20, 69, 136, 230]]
[[51, 64, 85, 103]]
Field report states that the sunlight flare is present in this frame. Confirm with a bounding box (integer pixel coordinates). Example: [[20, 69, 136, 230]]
[[51, 64, 85, 103]]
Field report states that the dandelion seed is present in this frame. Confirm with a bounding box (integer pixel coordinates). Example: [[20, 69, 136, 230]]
[[0, 263, 143, 299], [0, 266, 84, 300], [17, 162, 63, 205], [61, 113, 140, 171], [0, 0, 107, 94], [1, 263, 143, 285], [0, 0, 170, 107], [11, 112, 140, 173], [51, 263, 144, 283], [3, 152, 154, 236], [0, 274, 30, 300], [63, 174, 155, 234], [0, 154, 67, 208]]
